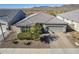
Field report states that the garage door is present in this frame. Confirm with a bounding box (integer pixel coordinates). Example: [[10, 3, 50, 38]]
[[48, 26, 66, 32]]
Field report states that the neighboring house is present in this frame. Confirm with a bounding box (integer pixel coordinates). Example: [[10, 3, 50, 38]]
[[57, 9, 79, 32], [14, 13, 67, 33], [0, 20, 8, 41], [0, 9, 26, 30]]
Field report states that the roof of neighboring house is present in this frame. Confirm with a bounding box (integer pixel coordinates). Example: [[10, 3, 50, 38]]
[[0, 20, 7, 25], [0, 9, 25, 25], [15, 13, 67, 27], [57, 9, 79, 23]]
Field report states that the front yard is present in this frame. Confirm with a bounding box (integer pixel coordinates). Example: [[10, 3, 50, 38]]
[[0, 24, 76, 48], [0, 24, 54, 48], [0, 31, 54, 48], [0, 32, 75, 48]]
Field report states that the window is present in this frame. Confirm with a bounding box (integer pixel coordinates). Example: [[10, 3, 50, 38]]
[[21, 27, 29, 32]]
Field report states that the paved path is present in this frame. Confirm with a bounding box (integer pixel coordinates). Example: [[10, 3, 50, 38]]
[[50, 32, 75, 48], [0, 48, 79, 54]]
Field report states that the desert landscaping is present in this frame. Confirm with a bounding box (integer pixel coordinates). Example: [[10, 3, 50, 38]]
[[0, 4, 79, 48]]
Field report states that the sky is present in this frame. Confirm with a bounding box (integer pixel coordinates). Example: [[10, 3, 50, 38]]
[[0, 4, 64, 8]]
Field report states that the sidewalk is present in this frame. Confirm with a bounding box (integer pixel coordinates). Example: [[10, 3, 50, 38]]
[[0, 48, 79, 54]]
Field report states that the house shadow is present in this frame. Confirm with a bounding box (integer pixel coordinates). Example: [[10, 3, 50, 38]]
[[66, 25, 75, 32]]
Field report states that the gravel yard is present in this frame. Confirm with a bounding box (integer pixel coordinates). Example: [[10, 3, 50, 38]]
[[0, 40, 50, 48], [0, 32, 75, 48], [0, 32, 50, 48]]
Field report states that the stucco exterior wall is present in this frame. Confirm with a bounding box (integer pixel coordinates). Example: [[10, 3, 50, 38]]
[[11, 26, 21, 33]]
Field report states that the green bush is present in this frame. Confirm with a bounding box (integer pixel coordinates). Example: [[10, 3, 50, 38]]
[[17, 32, 32, 40], [17, 24, 43, 40]]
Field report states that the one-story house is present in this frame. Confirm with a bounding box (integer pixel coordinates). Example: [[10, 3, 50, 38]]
[[0, 20, 8, 41], [0, 9, 26, 30], [57, 9, 79, 32], [14, 13, 67, 33]]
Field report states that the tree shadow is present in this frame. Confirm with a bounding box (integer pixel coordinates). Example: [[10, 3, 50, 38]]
[[24, 42, 32, 45], [40, 35, 56, 44]]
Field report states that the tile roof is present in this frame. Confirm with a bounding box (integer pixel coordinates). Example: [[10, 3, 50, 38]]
[[15, 13, 67, 27]]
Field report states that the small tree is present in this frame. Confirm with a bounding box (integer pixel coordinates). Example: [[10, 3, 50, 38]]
[[30, 23, 42, 40]]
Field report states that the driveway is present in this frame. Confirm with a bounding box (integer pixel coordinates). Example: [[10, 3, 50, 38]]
[[50, 32, 75, 48]]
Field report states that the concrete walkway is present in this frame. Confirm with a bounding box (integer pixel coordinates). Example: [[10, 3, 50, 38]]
[[50, 32, 75, 48], [0, 48, 79, 54]]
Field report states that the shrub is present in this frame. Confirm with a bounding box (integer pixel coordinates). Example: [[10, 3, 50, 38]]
[[30, 24, 42, 40], [17, 33, 26, 40], [17, 32, 32, 40]]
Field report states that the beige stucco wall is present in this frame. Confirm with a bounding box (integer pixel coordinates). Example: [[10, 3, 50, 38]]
[[11, 26, 21, 33]]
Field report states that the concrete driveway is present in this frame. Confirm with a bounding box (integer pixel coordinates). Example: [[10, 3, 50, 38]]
[[50, 32, 75, 48]]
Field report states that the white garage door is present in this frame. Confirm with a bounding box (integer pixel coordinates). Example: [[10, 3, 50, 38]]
[[48, 26, 66, 32]]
